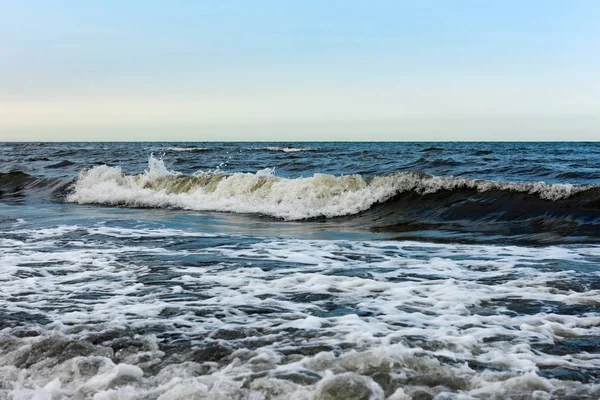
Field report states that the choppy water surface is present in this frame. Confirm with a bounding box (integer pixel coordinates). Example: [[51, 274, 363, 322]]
[[1, 142, 599, 399]]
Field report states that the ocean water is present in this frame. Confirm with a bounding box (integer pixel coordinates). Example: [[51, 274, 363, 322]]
[[0, 141, 599, 399]]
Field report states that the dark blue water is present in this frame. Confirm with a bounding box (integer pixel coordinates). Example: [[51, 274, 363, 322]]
[[2, 141, 600, 182], [1, 142, 599, 399]]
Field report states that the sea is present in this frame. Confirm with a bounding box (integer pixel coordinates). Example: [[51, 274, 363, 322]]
[[0, 141, 599, 399]]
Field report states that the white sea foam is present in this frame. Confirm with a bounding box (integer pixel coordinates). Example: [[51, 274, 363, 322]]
[[168, 147, 211, 152], [1, 223, 599, 398], [246, 146, 314, 153], [263, 146, 314, 153], [88, 226, 218, 238], [65, 156, 593, 220]]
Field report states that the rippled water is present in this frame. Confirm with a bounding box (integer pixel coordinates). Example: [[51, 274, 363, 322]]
[[0, 142, 599, 399]]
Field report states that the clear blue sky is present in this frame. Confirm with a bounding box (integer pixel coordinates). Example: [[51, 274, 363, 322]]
[[1, 0, 599, 141]]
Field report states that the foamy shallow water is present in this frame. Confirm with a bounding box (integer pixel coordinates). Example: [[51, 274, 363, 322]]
[[2, 218, 600, 399]]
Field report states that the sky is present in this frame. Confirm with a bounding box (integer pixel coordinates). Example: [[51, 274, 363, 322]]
[[1, 0, 599, 141]]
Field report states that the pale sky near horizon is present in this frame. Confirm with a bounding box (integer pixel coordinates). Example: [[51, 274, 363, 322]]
[[1, 1, 599, 141]]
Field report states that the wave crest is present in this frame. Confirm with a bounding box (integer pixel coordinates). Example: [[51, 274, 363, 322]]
[[65, 156, 596, 221]]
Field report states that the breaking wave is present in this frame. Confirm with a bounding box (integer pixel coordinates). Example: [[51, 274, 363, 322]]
[[65, 156, 600, 235]]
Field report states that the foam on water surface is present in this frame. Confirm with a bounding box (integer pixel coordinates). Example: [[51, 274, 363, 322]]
[[1, 220, 599, 399], [168, 147, 211, 152]]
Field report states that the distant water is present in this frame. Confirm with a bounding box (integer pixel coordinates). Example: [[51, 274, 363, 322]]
[[1, 142, 599, 399]]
